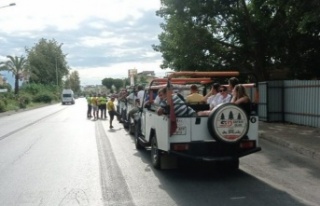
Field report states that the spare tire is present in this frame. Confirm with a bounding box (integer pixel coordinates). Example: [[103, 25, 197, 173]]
[[207, 103, 249, 144]]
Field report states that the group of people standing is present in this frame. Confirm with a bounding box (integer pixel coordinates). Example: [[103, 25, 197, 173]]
[[86, 94, 121, 129], [86, 94, 107, 120]]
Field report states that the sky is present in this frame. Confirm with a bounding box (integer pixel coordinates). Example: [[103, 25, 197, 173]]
[[0, 0, 172, 86]]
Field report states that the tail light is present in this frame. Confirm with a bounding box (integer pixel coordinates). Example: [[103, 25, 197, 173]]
[[240, 140, 255, 149], [172, 144, 189, 151]]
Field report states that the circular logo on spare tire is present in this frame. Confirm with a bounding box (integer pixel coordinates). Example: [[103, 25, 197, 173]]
[[209, 103, 249, 143]]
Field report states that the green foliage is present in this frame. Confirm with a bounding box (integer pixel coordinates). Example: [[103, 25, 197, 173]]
[[0, 83, 60, 113], [20, 83, 59, 99], [0, 83, 12, 92], [0, 95, 19, 111], [113, 79, 124, 91], [0, 55, 28, 94], [64, 70, 81, 94], [21, 83, 43, 95], [25, 38, 69, 86], [17, 93, 32, 108], [102, 78, 114, 89], [33, 93, 53, 103], [155, 0, 320, 81], [101, 78, 125, 93], [0, 99, 5, 112]]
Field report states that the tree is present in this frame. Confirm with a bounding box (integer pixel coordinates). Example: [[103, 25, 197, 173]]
[[154, 0, 320, 81], [64, 70, 81, 94], [25, 38, 69, 86], [102, 78, 114, 90], [0, 55, 28, 94], [102, 77, 125, 93], [112, 79, 124, 92]]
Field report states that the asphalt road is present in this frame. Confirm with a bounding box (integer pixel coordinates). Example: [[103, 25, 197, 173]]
[[0, 99, 319, 206]]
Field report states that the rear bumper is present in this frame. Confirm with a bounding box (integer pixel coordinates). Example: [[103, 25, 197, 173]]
[[168, 141, 261, 162]]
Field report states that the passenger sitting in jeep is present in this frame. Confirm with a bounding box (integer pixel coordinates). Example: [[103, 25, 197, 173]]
[[156, 87, 196, 117], [185, 84, 204, 104], [197, 84, 251, 116]]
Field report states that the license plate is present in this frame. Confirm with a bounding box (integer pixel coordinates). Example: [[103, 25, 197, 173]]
[[173, 126, 186, 135]]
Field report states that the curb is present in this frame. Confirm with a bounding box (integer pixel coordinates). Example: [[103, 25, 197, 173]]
[[259, 131, 320, 161]]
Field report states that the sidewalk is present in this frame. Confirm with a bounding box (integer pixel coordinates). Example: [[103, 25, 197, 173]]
[[258, 121, 320, 160]]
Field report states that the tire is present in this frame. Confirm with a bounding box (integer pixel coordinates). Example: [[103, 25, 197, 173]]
[[207, 103, 249, 144], [134, 121, 143, 150], [129, 117, 135, 135], [151, 135, 161, 169], [123, 119, 129, 129]]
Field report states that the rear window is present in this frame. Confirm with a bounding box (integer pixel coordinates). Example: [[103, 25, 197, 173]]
[[63, 94, 72, 98]]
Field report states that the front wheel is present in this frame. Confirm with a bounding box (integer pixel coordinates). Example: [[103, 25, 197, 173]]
[[151, 135, 161, 169]]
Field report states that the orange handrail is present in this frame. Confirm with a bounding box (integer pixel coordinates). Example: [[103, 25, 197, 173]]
[[167, 71, 239, 78]]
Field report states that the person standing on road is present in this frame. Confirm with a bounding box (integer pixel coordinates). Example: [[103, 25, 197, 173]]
[[118, 89, 128, 122], [98, 94, 107, 119], [86, 94, 92, 118], [107, 96, 121, 129], [91, 94, 99, 121]]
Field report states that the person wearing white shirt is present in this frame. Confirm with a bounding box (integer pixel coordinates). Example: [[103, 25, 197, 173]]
[[137, 89, 145, 107], [203, 83, 221, 109], [197, 86, 231, 116], [215, 86, 231, 104]]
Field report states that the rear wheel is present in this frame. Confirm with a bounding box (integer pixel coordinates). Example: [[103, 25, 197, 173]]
[[123, 113, 129, 129], [134, 120, 143, 150], [129, 117, 135, 134], [151, 135, 161, 169]]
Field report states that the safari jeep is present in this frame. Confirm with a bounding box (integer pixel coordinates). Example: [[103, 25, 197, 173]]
[[134, 71, 261, 170]]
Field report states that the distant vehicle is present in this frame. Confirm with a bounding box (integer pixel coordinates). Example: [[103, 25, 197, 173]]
[[61, 89, 75, 105]]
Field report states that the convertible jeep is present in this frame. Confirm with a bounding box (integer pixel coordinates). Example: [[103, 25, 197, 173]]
[[134, 71, 261, 170]]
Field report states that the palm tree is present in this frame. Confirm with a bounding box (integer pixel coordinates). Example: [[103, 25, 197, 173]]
[[0, 55, 28, 94]]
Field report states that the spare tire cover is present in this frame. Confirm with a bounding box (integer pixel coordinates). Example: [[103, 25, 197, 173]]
[[207, 103, 249, 143]]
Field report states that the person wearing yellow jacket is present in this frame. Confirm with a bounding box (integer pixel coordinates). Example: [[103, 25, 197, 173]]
[[91, 94, 99, 121], [98, 94, 107, 119], [107, 96, 121, 128], [86, 94, 92, 118]]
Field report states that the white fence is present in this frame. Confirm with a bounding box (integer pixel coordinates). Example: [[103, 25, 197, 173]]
[[258, 80, 320, 128]]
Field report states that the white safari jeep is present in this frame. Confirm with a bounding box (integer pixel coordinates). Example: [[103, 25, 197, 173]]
[[134, 71, 261, 170]]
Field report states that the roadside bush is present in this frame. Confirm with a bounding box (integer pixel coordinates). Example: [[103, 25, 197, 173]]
[[18, 93, 32, 109], [0, 100, 6, 112], [33, 93, 53, 103], [21, 83, 44, 95]]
